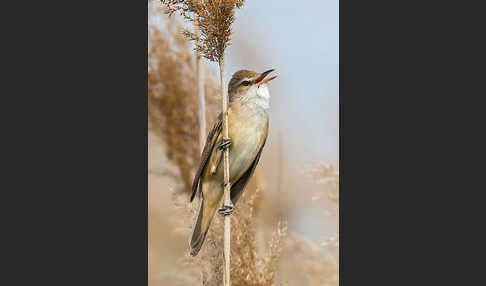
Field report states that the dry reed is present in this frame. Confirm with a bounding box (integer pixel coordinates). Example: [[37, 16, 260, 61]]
[[148, 9, 219, 192]]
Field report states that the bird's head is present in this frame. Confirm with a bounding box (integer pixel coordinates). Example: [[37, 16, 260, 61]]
[[228, 69, 277, 103]]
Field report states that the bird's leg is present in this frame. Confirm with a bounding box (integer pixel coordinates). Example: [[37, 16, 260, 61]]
[[218, 198, 234, 216], [218, 138, 232, 150]]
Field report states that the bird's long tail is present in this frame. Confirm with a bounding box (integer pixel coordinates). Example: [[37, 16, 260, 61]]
[[189, 195, 215, 256]]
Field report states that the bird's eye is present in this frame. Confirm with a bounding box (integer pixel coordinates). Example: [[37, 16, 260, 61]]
[[241, 80, 251, 86]]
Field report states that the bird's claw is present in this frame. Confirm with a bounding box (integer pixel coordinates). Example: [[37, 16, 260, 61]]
[[218, 138, 232, 150], [218, 202, 234, 216]]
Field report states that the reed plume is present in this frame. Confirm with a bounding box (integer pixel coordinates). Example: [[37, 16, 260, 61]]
[[195, 17, 206, 154], [160, 0, 244, 62]]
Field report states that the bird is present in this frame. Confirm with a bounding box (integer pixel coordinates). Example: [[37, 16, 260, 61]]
[[189, 69, 277, 256]]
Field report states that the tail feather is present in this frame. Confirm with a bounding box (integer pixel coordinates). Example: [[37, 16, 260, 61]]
[[189, 181, 222, 256], [189, 197, 209, 256]]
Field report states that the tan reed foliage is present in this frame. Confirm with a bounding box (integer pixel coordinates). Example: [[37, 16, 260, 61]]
[[272, 163, 339, 286], [148, 14, 219, 191], [309, 163, 339, 265], [309, 163, 339, 204], [171, 173, 288, 286], [278, 234, 339, 286]]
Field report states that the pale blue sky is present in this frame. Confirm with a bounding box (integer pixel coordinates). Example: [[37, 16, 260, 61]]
[[224, 0, 339, 169]]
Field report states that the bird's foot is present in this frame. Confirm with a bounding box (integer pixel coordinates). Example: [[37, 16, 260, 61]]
[[218, 138, 232, 151], [218, 201, 234, 216]]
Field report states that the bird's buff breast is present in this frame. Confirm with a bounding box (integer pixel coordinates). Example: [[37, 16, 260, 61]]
[[227, 105, 268, 182], [212, 104, 268, 184]]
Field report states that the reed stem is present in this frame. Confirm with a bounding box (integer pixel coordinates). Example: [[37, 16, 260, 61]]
[[219, 55, 232, 286], [195, 17, 206, 153]]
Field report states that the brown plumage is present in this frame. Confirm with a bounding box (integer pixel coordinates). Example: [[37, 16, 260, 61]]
[[189, 69, 277, 256]]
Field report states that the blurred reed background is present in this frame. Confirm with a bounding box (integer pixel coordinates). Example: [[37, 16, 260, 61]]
[[148, 0, 338, 285]]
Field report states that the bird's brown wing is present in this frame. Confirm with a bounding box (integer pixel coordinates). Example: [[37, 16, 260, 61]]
[[230, 139, 266, 205], [190, 113, 222, 202]]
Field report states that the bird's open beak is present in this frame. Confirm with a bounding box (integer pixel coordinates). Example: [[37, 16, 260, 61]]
[[254, 69, 277, 85]]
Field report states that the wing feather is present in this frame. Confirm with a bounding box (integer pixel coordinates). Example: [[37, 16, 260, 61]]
[[230, 139, 266, 205], [190, 114, 222, 202]]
